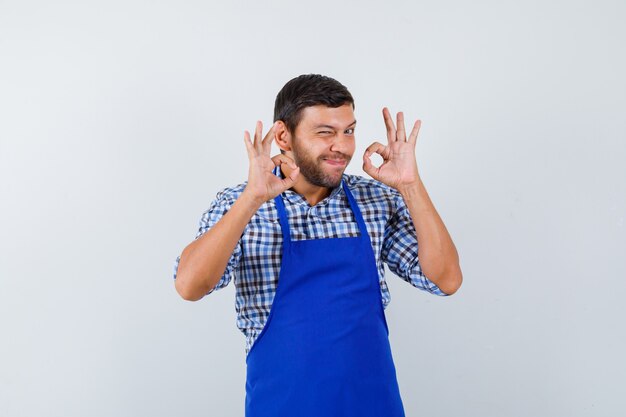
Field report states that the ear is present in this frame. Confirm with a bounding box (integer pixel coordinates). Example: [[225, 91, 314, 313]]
[[274, 120, 292, 152]]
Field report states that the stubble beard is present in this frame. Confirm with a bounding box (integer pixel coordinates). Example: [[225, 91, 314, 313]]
[[291, 141, 352, 189]]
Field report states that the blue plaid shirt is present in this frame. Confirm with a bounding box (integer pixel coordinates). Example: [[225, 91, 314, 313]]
[[174, 172, 448, 354]]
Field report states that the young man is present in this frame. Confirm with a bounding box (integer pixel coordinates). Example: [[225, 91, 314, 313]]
[[173, 74, 462, 417]]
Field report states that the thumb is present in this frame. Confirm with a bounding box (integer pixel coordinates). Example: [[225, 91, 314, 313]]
[[362, 152, 378, 179], [281, 166, 300, 189]]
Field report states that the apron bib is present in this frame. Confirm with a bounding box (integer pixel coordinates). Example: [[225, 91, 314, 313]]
[[245, 181, 405, 417]]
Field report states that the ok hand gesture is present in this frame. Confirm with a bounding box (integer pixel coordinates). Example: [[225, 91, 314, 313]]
[[243, 121, 300, 205], [363, 108, 422, 193]]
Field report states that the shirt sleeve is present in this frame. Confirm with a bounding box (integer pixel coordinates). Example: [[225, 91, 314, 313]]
[[173, 187, 243, 295], [381, 191, 450, 296]]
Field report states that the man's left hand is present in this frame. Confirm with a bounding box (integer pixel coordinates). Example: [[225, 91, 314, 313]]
[[363, 107, 422, 193]]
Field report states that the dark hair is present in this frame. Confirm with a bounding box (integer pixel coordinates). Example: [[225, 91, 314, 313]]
[[273, 74, 354, 134]]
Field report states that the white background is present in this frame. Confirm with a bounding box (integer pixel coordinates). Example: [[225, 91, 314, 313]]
[[1, 1, 625, 416]]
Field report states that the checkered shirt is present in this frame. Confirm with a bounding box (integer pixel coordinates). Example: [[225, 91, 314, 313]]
[[173, 172, 448, 355]]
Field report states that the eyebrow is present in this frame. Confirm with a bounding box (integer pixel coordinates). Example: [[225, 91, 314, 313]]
[[312, 120, 357, 130]]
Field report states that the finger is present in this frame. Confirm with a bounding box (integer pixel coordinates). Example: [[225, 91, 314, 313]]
[[261, 122, 276, 153], [408, 119, 421, 145], [382, 107, 396, 144], [271, 153, 300, 188], [254, 121, 263, 150], [271, 153, 298, 170], [282, 166, 300, 186], [362, 151, 380, 179], [364, 141, 388, 159], [244, 130, 255, 158], [396, 111, 406, 142]]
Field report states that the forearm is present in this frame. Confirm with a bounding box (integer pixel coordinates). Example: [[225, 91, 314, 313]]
[[398, 178, 462, 295], [175, 191, 262, 301]]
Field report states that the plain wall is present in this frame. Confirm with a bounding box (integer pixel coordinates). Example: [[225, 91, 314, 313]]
[[1, 0, 625, 416]]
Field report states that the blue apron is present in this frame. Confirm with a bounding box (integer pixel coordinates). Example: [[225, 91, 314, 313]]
[[245, 181, 406, 417]]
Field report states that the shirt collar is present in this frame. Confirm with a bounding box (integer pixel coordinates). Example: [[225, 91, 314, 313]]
[[273, 166, 345, 207]]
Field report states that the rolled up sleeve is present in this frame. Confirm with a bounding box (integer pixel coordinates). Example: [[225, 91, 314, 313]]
[[173, 187, 243, 295], [381, 192, 449, 296]]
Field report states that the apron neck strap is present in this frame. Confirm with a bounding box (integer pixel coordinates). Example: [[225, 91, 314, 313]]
[[273, 179, 369, 243], [341, 181, 369, 238], [273, 192, 292, 242]]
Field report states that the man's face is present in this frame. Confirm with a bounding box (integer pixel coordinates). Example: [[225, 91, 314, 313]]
[[289, 104, 356, 189]]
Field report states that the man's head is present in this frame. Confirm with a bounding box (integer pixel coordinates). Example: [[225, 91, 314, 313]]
[[273, 74, 356, 189], [274, 74, 354, 134]]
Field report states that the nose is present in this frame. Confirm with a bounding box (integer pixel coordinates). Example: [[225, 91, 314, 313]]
[[329, 133, 354, 156]]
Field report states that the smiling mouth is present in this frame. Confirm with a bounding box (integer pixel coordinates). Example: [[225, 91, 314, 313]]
[[322, 158, 348, 166]]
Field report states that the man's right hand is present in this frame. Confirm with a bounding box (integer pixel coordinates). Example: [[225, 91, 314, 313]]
[[243, 121, 300, 205], [175, 121, 300, 301]]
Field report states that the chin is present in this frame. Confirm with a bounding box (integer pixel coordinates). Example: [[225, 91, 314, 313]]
[[321, 173, 344, 189], [304, 172, 343, 189]]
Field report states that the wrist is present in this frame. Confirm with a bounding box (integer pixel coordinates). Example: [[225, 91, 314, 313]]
[[397, 177, 424, 199], [239, 187, 267, 210]]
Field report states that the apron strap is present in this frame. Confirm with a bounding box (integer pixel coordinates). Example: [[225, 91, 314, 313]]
[[342, 181, 370, 240], [273, 193, 292, 243], [272, 166, 292, 243], [273, 177, 370, 244]]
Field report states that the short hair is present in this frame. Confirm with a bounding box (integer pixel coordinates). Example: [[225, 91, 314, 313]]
[[273, 74, 355, 134]]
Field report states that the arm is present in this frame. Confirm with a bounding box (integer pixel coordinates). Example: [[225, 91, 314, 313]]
[[396, 177, 462, 295], [175, 121, 300, 301], [175, 192, 262, 301], [363, 108, 462, 295]]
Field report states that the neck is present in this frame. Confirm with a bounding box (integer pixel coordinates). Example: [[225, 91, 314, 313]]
[[280, 165, 333, 206]]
